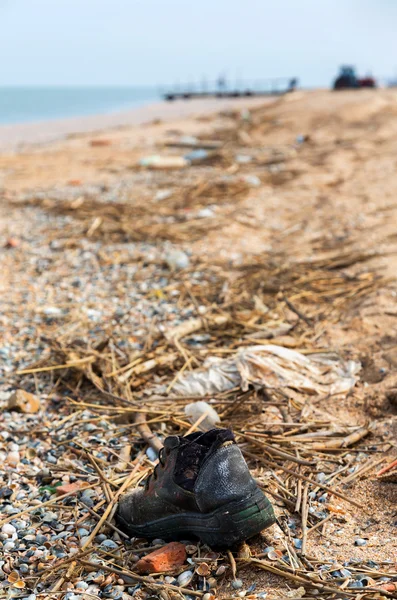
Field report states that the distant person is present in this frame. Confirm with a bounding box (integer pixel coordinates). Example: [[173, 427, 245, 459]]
[[289, 77, 298, 91], [217, 75, 227, 92]]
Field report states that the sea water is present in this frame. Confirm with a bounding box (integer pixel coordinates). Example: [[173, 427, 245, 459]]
[[0, 86, 160, 125]]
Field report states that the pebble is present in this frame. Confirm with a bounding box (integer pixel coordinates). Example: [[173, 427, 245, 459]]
[[1, 524, 16, 536], [42, 511, 57, 522], [3, 541, 15, 551], [197, 207, 215, 219], [354, 538, 367, 546], [101, 539, 118, 549], [6, 451, 20, 467], [232, 579, 243, 589], [19, 563, 29, 574], [43, 306, 63, 317], [146, 447, 158, 462]]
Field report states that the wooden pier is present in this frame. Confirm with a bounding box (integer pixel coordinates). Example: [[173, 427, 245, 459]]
[[163, 77, 297, 101]]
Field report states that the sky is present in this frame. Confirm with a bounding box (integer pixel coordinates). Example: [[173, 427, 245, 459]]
[[1, 0, 397, 87]]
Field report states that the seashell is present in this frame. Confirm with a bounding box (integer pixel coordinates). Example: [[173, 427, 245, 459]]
[[196, 562, 211, 577], [7, 571, 19, 583], [177, 570, 194, 587]]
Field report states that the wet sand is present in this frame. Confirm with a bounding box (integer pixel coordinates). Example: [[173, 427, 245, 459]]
[[0, 96, 270, 150]]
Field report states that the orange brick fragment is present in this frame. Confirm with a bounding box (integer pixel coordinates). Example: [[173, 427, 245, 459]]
[[135, 542, 187, 574], [378, 583, 396, 593], [55, 481, 88, 496]]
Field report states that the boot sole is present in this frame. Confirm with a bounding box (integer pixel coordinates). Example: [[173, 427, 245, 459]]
[[117, 488, 275, 548]]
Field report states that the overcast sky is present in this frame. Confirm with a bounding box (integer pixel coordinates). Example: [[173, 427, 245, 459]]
[[1, 0, 396, 87]]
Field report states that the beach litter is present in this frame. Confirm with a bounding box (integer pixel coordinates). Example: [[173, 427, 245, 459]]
[[139, 155, 189, 169], [0, 91, 396, 600], [173, 345, 361, 397]]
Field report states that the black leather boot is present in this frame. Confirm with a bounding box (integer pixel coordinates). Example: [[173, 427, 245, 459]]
[[116, 428, 275, 548]]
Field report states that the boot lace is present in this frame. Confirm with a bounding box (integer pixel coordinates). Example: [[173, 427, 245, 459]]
[[145, 446, 167, 488]]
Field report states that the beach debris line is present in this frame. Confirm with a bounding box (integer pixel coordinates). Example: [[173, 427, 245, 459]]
[[1, 91, 396, 600]]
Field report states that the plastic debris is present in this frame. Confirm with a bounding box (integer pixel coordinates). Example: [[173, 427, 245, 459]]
[[184, 149, 209, 163], [184, 401, 221, 431], [165, 248, 190, 270], [154, 189, 172, 202], [243, 174, 261, 187], [139, 155, 188, 169], [173, 345, 360, 397]]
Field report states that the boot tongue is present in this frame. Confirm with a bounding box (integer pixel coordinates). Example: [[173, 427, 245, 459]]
[[185, 428, 235, 450], [174, 429, 235, 492]]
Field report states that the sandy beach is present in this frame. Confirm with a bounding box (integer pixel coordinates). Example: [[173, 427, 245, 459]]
[[0, 89, 396, 599], [0, 96, 269, 150]]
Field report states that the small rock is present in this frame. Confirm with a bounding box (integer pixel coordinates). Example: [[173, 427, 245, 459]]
[[3, 541, 15, 551], [136, 542, 187, 574], [197, 208, 214, 219], [6, 451, 20, 467], [232, 579, 243, 589], [4, 237, 20, 248], [354, 538, 367, 546], [1, 524, 16, 536], [146, 447, 158, 462], [43, 306, 63, 318], [7, 389, 40, 414], [101, 539, 118, 549], [19, 563, 29, 574], [77, 528, 89, 537]]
